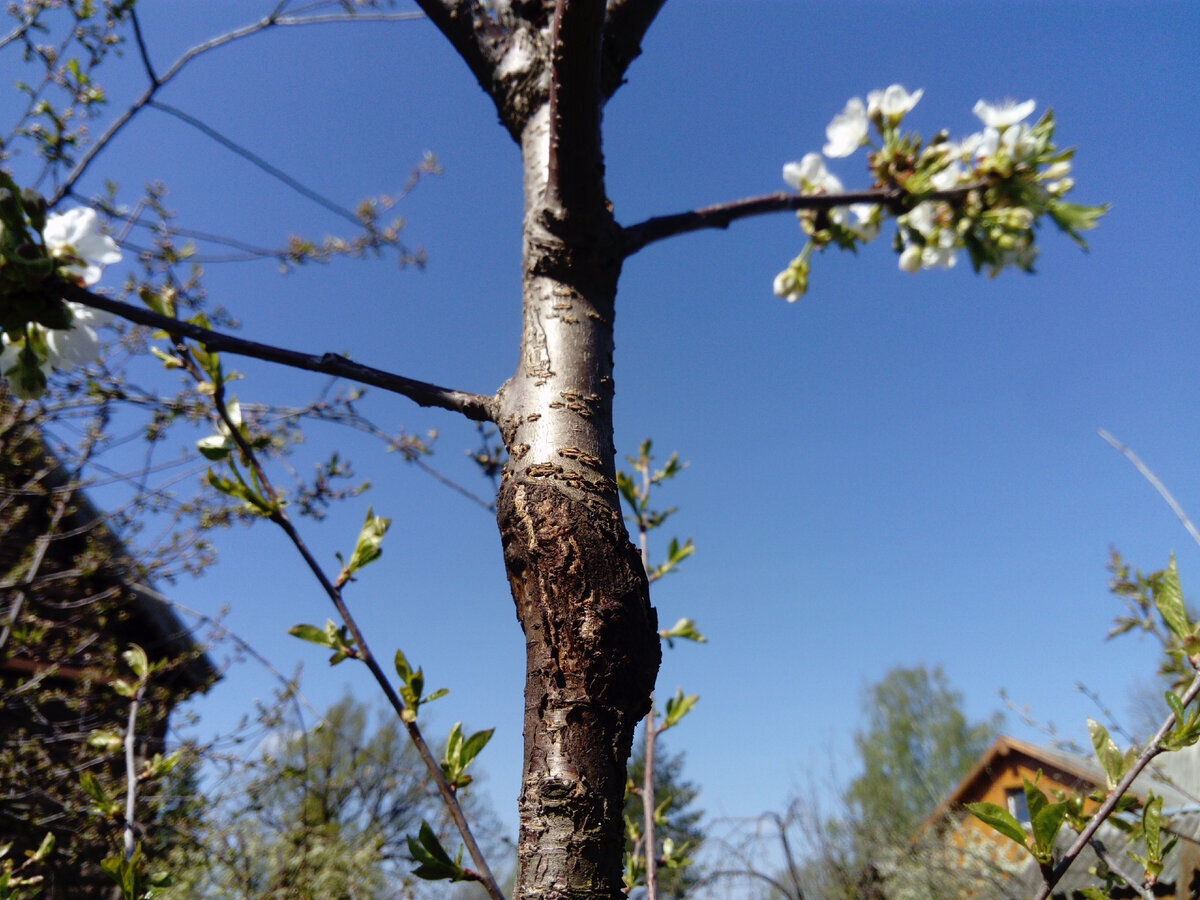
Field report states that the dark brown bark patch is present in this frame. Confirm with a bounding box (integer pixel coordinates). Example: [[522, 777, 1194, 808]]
[[498, 477, 659, 898]]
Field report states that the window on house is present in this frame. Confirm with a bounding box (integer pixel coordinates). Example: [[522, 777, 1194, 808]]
[[1006, 787, 1030, 824]]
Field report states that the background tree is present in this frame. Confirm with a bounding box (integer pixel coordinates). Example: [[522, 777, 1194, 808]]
[[846, 664, 1001, 838], [159, 692, 499, 899]]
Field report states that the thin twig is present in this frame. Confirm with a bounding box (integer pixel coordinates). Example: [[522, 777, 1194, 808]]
[[148, 101, 363, 227], [1098, 429, 1200, 550], [201, 380, 505, 900], [1089, 838, 1154, 900], [123, 679, 145, 859]]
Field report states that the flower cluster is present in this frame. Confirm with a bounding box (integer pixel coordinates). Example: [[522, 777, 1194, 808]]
[[0, 198, 121, 400], [774, 85, 1105, 301]]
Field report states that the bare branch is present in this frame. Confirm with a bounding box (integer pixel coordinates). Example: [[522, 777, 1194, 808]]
[[1088, 839, 1155, 900], [146, 101, 364, 227], [600, 0, 667, 100], [412, 1, 508, 101], [620, 182, 989, 256], [621, 188, 879, 256], [60, 284, 497, 422]]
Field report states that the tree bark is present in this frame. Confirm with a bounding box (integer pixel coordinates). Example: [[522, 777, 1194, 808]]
[[494, 90, 660, 898]]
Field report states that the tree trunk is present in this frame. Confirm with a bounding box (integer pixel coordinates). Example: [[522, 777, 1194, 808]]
[[495, 99, 660, 899]]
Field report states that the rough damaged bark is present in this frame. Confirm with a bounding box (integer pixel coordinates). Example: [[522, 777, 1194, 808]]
[[415, 2, 667, 895]]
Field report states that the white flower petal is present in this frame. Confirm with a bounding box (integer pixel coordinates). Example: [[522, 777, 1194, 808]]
[[869, 85, 924, 121], [44, 207, 122, 286], [45, 321, 101, 367], [823, 97, 868, 158], [930, 161, 964, 191], [972, 98, 1036, 129], [905, 202, 937, 237]]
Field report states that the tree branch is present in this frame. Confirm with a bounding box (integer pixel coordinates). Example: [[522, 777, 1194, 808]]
[[620, 184, 980, 256], [201, 384, 505, 900], [60, 284, 497, 422], [147, 101, 364, 228], [600, 0, 667, 100], [411, 1, 507, 103], [546, 0, 608, 215]]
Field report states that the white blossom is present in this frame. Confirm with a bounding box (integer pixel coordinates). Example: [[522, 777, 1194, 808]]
[[999, 122, 1039, 160], [43, 207, 122, 286], [905, 202, 938, 237], [846, 203, 880, 240], [783, 153, 843, 193], [921, 230, 958, 269], [972, 97, 1036, 129], [867, 85, 924, 123], [773, 269, 804, 303], [930, 161, 965, 191], [898, 245, 923, 273], [823, 97, 868, 158], [44, 302, 113, 366]]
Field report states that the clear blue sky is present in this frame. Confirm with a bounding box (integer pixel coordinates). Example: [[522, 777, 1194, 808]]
[[14, 0, 1200, 849]]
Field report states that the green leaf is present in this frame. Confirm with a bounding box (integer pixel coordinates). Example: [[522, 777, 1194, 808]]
[[346, 506, 391, 574], [659, 617, 707, 645], [28, 833, 53, 863], [196, 433, 232, 460], [460, 727, 494, 768], [1087, 718, 1126, 790], [965, 801, 1028, 848], [1023, 774, 1048, 824], [662, 687, 699, 730], [79, 771, 119, 816], [406, 822, 469, 882], [288, 622, 335, 649], [122, 644, 149, 679], [1045, 198, 1109, 248], [1166, 690, 1186, 724], [87, 730, 124, 752], [1030, 801, 1068, 862], [149, 345, 183, 368], [616, 471, 638, 508], [1143, 793, 1163, 861], [1154, 555, 1190, 640], [424, 687, 450, 705]]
